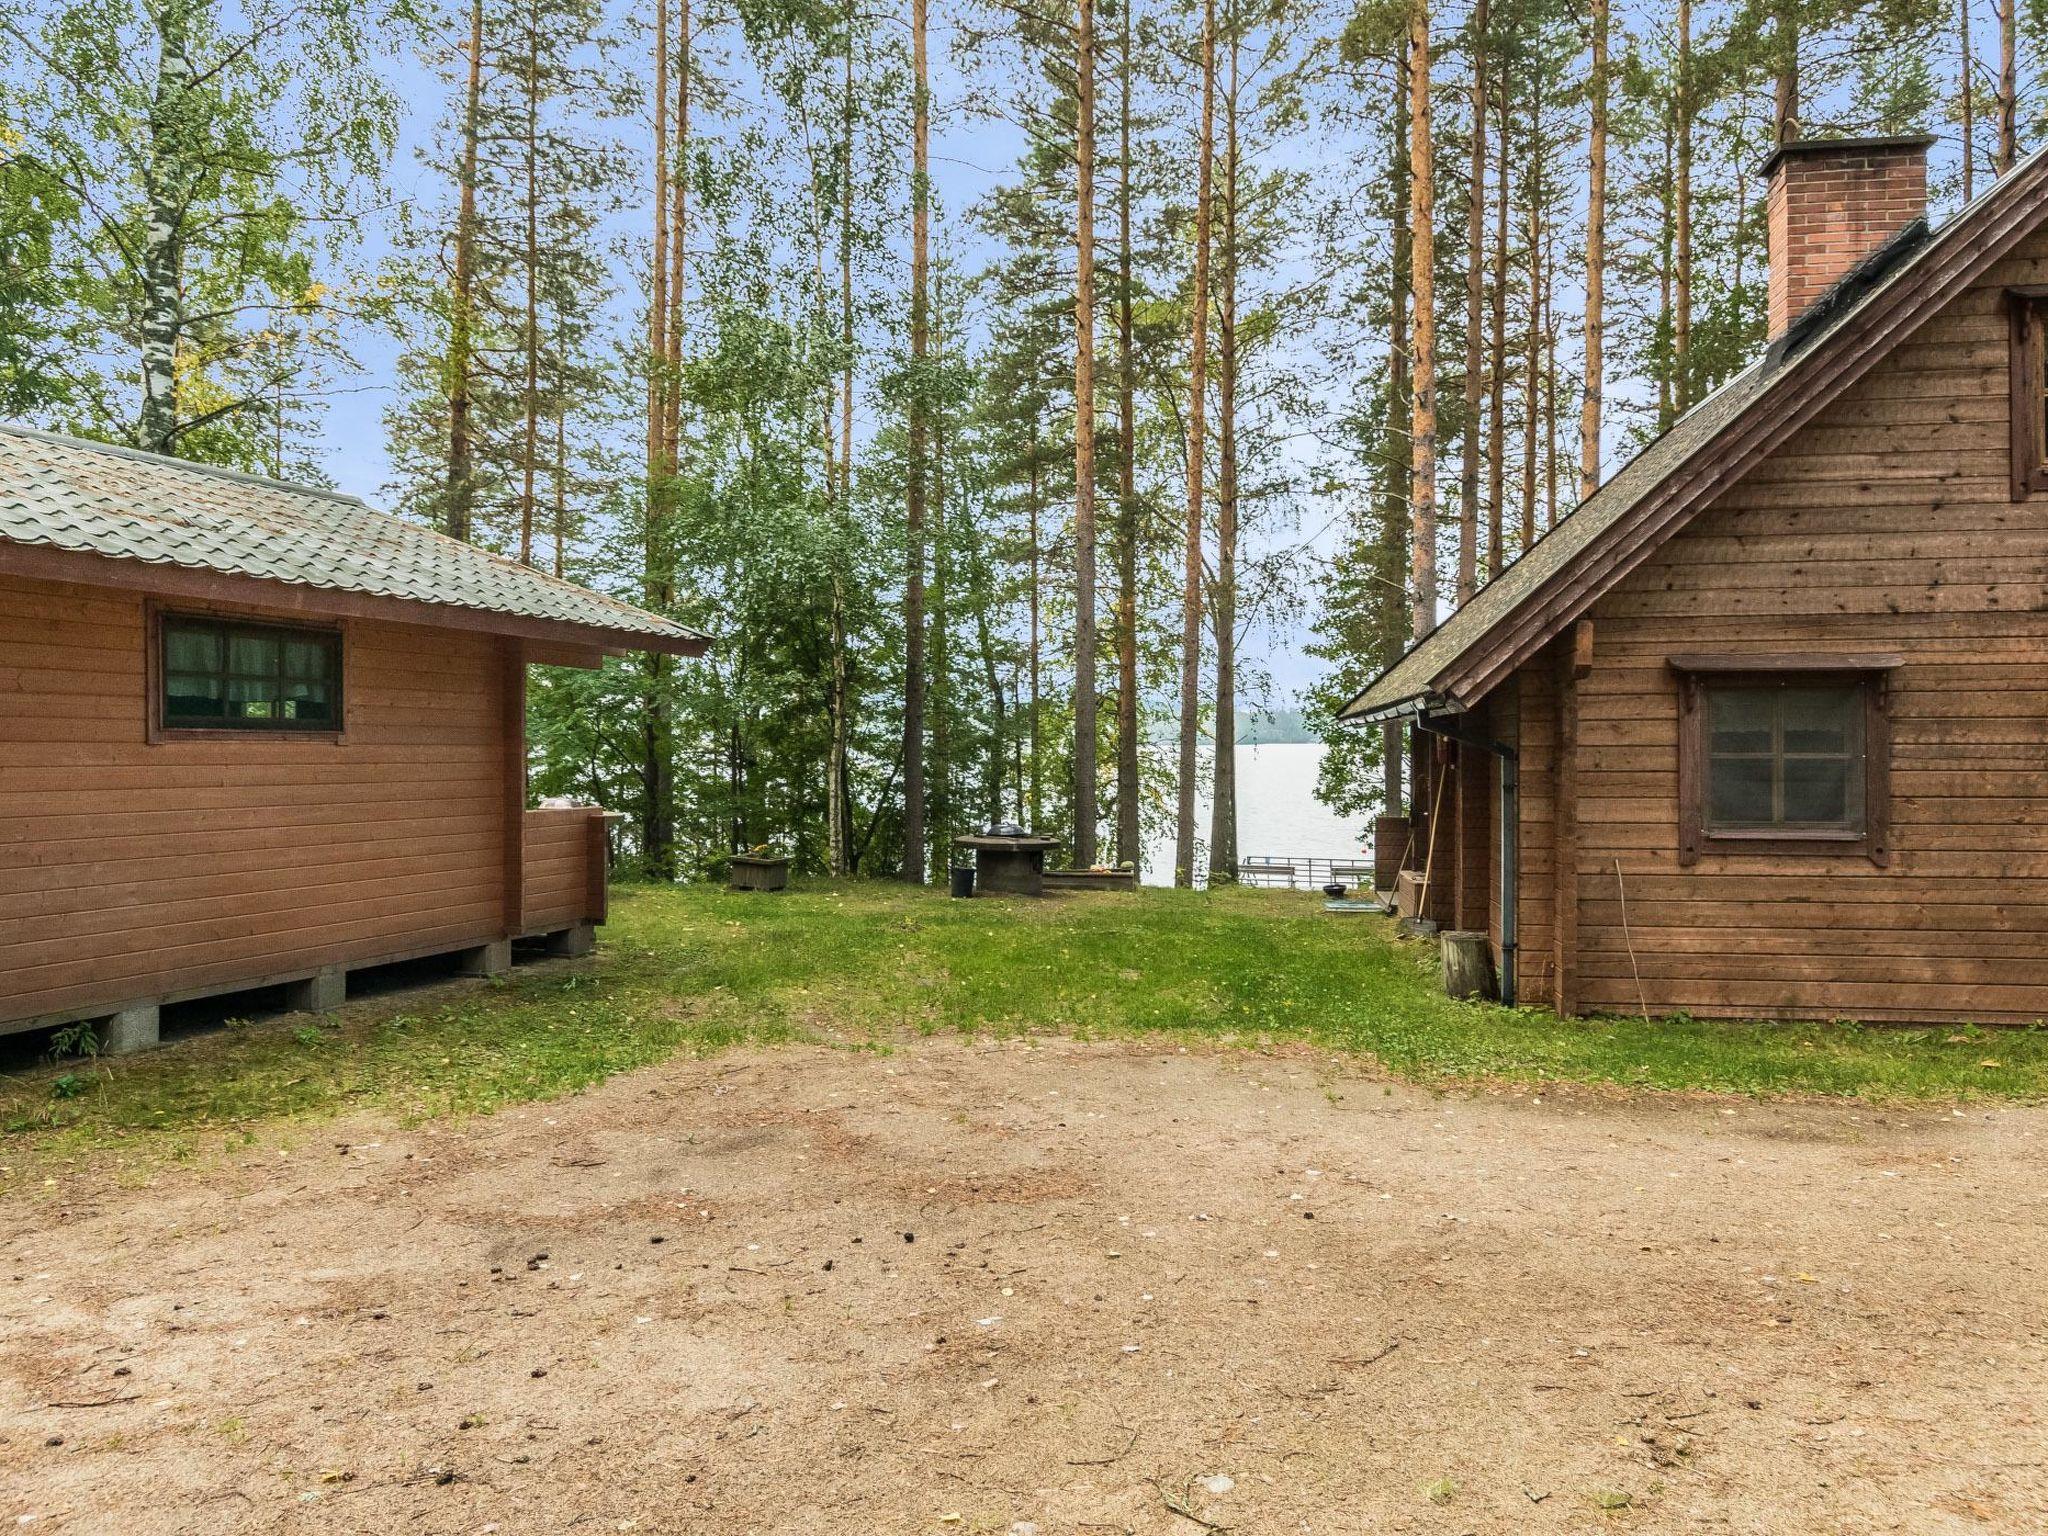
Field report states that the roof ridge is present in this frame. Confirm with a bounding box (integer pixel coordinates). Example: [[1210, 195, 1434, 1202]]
[[0, 421, 368, 506]]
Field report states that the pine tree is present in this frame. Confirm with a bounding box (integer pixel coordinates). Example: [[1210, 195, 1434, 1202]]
[[903, 0, 931, 879], [1175, 0, 1216, 888], [1580, 0, 1607, 499], [1408, 0, 1438, 643]]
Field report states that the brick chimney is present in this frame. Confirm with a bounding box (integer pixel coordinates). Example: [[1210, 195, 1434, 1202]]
[[1763, 135, 1934, 339]]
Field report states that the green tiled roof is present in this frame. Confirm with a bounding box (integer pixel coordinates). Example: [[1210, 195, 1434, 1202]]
[[0, 424, 705, 652]]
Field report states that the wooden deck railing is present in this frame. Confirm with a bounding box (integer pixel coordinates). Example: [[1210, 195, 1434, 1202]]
[[522, 806, 611, 935]]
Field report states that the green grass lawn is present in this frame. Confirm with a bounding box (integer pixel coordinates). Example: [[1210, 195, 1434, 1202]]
[[6, 881, 2047, 1184]]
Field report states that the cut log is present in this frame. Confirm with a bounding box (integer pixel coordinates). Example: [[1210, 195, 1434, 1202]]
[[1440, 930, 1495, 999]]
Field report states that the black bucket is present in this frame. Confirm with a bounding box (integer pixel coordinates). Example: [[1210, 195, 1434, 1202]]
[[949, 864, 976, 899]]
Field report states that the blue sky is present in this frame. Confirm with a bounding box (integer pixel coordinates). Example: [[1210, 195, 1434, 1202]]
[[300, 6, 1343, 702]]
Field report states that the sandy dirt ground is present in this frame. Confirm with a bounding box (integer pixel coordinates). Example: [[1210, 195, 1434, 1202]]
[[2, 1031, 2046, 1535]]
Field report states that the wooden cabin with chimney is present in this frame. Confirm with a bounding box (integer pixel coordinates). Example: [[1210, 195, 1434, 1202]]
[[1346, 133, 2048, 1025], [0, 426, 706, 1052]]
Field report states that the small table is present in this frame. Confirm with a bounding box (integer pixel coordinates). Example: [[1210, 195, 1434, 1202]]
[[953, 835, 1060, 897]]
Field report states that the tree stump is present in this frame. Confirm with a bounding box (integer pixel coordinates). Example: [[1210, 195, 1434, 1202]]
[[1440, 931, 1495, 1000]]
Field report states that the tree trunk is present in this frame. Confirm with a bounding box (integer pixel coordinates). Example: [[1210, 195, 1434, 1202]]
[[1029, 430, 1043, 829], [1114, 0, 1141, 873], [1072, 0, 1100, 869], [1773, 1, 1799, 143], [1458, 0, 1486, 606], [1998, 0, 2016, 175], [138, 0, 195, 456], [640, 0, 676, 880], [519, 1, 540, 568], [1961, 0, 1975, 202], [1520, 66, 1539, 555], [931, 315, 951, 855], [1207, 23, 1240, 885], [1486, 68, 1507, 580], [445, 0, 485, 541], [1657, 116, 1674, 428], [1674, 0, 1692, 413], [963, 502, 1010, 827], [552, 399, 567, 577], [1543, 217, 1557, 529], [1379, 41, 1413, 821], [902, 0, 931, 881], [828, 4, 854, 877], [1408, 0, 1438, 642], [666, 0, 690, 463], [1578, 0, 1605, 503], [1174, 0, 1216, 888], [649, 0, 669, 476]]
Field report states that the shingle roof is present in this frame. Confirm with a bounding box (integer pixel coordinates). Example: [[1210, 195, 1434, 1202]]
[[0, 424, 706, 654], [1343, 355, 1775, 720], [1342, 141, 2048, 722]]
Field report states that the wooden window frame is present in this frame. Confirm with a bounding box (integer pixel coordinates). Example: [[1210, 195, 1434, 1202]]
[[1670, 654, 1898, 868], [2008, 286, 2048, 499], [146, 601, 349, 744]]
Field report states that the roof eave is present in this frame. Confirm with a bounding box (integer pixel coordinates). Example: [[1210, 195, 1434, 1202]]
[[1338, 686, 1445, 725], [0, 539, 710, 659]]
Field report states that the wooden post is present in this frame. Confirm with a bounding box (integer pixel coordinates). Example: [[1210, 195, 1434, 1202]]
[[584, 811, 611, 924], [1454, 738, 1489, 930], [502, 640, 527, 941]]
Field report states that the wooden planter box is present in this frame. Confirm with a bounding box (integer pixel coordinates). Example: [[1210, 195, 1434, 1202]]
[[728, 855, 790, 892], [1044, 868, 1138, 893]]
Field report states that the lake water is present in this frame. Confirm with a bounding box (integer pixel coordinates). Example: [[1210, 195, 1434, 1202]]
[[1139, 742, 1367, 887]]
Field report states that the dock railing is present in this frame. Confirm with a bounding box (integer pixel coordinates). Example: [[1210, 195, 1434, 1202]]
[[1230, 854, 1376, 891]]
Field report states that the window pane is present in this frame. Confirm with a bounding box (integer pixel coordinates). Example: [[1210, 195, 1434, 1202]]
[[1781, 687, 1859, 755], [1700, 679, 1867, 836], [227, 632, 278, 676], [282, 681, 331, 723], [164, 672, 222, 719], [164, 626, 220, 673], [1709, 755, 1774, 825], [161, 617, 338, 732], [227, 676, 276, 720], [1783, 758, 1856, 825], [1708, 690, 1774, 755], [281, 638, 331, 681]]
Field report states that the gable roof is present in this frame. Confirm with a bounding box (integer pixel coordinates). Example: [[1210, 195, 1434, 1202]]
[[0, 424, 708, 656], [1343, 139, 2048, 723]]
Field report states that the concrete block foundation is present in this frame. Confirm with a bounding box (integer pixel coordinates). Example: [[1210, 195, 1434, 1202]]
[[285, 966, 346, 1013], [543, 924, 596, 958], [103, 1004, 160, 1055], [459, 939, 513, 977]]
